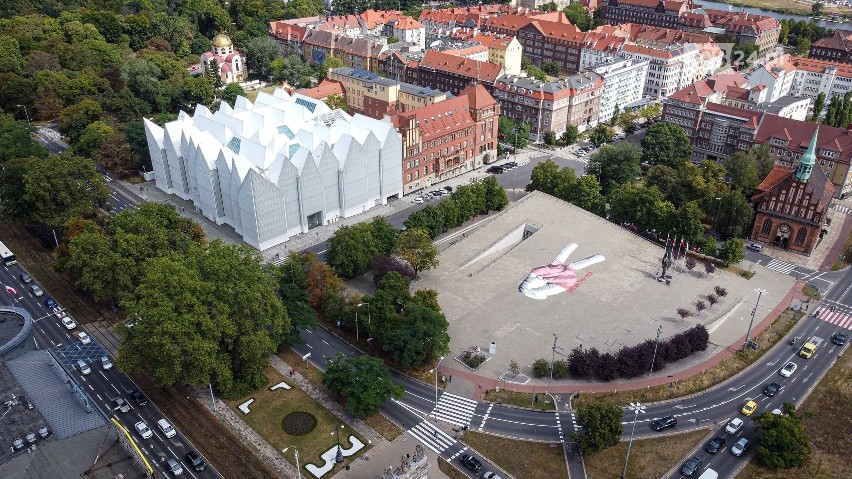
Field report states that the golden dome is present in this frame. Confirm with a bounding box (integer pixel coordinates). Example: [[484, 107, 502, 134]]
[[212, 34, 233, 48]]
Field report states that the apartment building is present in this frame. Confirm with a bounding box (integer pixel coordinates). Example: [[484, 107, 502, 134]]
[[407, 50, 504, 96], [747, 54, 797, 102], [592, 58, 649, 123], [434, 41, 490, 62], [452, 31, 524, 76], [621, 42, 701, 98], [396, 84, 500, 194], [326, 67, 448, 119], [809, 29, 852, 65], [600, 0, 692, 30], [484, 14, 586, 75], [302, 29, 386, 71]]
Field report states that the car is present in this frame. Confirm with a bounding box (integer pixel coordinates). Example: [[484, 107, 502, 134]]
[[747, 242, 763, 252], [651, 415, 677, 431], [725, 417, 744, 434], [482, 472, 503, 479], [444, 186, 453, 192], [705, 436, 726, 454], [833, 332, 848, 346], [61, 317, 77, 330], [75, 331, 92, 345], [30, 285, 44, 297], [76, 359, 91, 375], [101, 356, 112, 370], [730, 437, 750, 457], [185, 451, 206, 471], [130, 390, 148, 406], [741, 400, 758, 416], [135, 421, 153, 439], [44, 297, 57, 308], [763, 382, 781, 397], [166, 457, 184, 476], [681, 457, 702, 477], [412, 197, 424, 204], [19, 272, 33, 283], [460, 454, 482, 472], [158, 418, 176, 438], [780, 361, 797, 377], [113, 397, 131, 413]]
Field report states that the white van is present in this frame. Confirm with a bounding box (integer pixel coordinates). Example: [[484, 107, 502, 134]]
[[697, 468, 718, 479], [157, 418, 176, 438]]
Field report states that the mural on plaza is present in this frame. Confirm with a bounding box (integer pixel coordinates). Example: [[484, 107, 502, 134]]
[[518, 243, 604, 299]]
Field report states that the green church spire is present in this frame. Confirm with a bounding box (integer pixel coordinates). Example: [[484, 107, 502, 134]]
[[795, 127, 819, 181]]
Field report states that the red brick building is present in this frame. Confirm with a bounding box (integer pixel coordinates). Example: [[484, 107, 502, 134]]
[[809, 29, 852, 64], [750, 129, 836, 255], [396, 84, 500, 195], [407, 50, 504, 96], [484, 14, 586, 75]]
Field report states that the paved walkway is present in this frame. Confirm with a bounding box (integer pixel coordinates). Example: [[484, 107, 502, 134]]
[[336, 433, 453, 479]]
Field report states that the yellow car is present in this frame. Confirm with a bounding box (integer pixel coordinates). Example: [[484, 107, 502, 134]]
[[741, 400, 758, 416]]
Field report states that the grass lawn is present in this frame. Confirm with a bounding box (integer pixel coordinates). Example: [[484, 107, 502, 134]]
[[223, 367, 368, 476], [463, 431, 567, 479], [713, 0, 850, 16], [438, 457, 467, 479], [484, 389, 555, 411], [584, 429, 709, 479], [576, 309, 802, 408], [738, 339, 852, 479], [245, 86, 279, 103]]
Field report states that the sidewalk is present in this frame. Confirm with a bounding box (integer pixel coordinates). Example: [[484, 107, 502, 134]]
[[336, 433, 453, 479]]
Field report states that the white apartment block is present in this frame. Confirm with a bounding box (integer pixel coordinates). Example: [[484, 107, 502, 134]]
[[747, 54, 796, 102], [621, 43, 701, 98], [592, 58, 649, 124], [144, 90, 402, 251]]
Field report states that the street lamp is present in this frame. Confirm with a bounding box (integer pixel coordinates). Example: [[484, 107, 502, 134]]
[[15, 105, 31, 125], [621, 402, 645, 479], [282, 447, 303, 479], [742, 288, 767, 352], [713, 197, 722, 234], [356, 302, 370, 342], [334, 424, 344, 463], [433, 355, 444, 421], [649, 325, 663, 375]]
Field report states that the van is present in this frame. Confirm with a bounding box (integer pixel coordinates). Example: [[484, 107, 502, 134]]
[[76, 359, 91, 375], [697, 469, 718, 479], [158, 418, 176, 438]]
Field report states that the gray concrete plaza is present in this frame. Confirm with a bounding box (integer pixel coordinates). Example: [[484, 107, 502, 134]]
[[415, 192, 795, 382]]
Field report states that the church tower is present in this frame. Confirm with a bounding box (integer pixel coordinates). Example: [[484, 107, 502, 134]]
[[795, 127, 819, 182]]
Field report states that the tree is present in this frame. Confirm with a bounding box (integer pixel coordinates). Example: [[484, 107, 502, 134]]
[[587, 142, 641, 195], [327, 222, 380, 278], [325, 93, 348, 111], [754, 407, 811, 468], [560, 125, 579, 145], [499, 117, 530, 150], [685, 256, 697, 271], [718, 238, 745, 265], [271, 54, 315, 87], [714, 286, 727, 297], [386, 36, 399, 44], [672, 201, 704, 244], [320, 55, 344, 78], [523, 62, 546, 81], [607, 183, 669, 233], [244, 36, 280, 79], [707, 293, 718, 308], [617, 110, 637, 131], [96, 131, 137, 177], [0, 120, 48, 163], [543, 130, 556, 146], [482, 175, 509, 212], [509, 360, 520, 378], [610, 104, 621, 126], [704, 261, 717, 276], [60, 98, 103, 143], [676, 308, 693, 319], [532, 358, 549, 378], [572, 401, 624, 453], [370, 217, 397, 255], [381, 303, 449, 369], [812, 2, 825, 16], [220, 83, 246, 108], [716, 190, 754, 238], [568, 175, 606, 216], [542, 61, 561, 76], [641, 122, 691, 167], [394, 228, 438, 278], [694, 300, 706, 314], [563, 4, 593, 31], [22, 154, 110, 228], [811, 92, 826, 121], [322, 353, 403, 419], [723, 149, 760, 194], [589, 124, 613, 147]]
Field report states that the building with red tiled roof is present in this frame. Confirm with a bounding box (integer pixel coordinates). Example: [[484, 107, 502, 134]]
[[408, 50, 504, 96], [810, 29, 852, 65], [453, 31, 523, 75], [268, 21, 308, 55], [396, 84, 500, 194], [601, 0, 694, 30], [295, 79, 346, 104], [301, 29, 386, 72], [701, 9, 780, 57], [485, 15, 586, 74], [750, 129, 836, 254]]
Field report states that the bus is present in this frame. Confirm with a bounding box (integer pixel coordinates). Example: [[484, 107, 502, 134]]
[[0, 240, 16, 266]]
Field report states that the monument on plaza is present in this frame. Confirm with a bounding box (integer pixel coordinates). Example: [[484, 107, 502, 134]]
[[518, 243, 605, 299], [381, 444, 430, 479]]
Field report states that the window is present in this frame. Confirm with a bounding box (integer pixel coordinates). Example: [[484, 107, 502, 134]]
[[761, 218, 772, 235], [795, 227, 807, 246]]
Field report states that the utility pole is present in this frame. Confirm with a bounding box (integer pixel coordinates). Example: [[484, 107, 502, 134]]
[[742, 288, 767, 352], [621, 402, 645, 479], [650, 324, 663, 374], [548, 334, 566, 384]]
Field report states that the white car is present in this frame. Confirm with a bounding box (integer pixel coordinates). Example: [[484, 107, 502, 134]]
[[725, 417, 743, 434], [412, 197, 424, 204], [135, 421, 153, 439], [158, 418, 176, 438], [75, 331, 92, 345], [61, 317, 77, 330], [779, 362, 797, 378]]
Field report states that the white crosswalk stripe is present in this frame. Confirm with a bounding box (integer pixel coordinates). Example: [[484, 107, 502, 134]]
[[406, 420, 457, 453], [831, 204, 851, 215], [765, 258, 796, 274], [432, 392, 477, 427], [814, 307, 852, 330]]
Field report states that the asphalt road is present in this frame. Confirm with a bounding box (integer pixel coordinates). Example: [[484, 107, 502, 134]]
[[0, 263, 223, 479]]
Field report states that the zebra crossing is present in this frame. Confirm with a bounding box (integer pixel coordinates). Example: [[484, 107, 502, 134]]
[[831, 203, 851, 215], [432, 392, 478, 427], [814, 307, 852, 330], [406, 419, 457, 454], [765, 258, 796, 274]]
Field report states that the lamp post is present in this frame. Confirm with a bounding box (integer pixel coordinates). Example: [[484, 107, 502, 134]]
[[282, 447, 303, 479], [650, 324, 663, 375], [356, 302, 370, 342], [433, 355, 444, 421], [713, 197, 722, 234], [334, 424, 344, 463], [15, 105, 31, 125], [621, 402, 645, 479], [742, 288, 767, 352]]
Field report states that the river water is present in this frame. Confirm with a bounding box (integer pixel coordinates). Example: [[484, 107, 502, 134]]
[[697, 0, 852, 29]]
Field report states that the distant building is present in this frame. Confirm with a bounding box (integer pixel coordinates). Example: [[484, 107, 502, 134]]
[[200, 34, 245, 84], [809, 29, 852, 64], [750, 129, 835, 254], [601, 0, 692, 30], [484, 14, 586, 75], [302, 30, 386, 71], [592, 58, 649, 124], [408, 50, 504, 96], [325, 67, 448, 119], [620, 42, 701, 98], [143, 91, 402, 250], [396, 84, 499, 194]]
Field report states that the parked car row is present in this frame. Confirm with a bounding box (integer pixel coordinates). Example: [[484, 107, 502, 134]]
[[486, 161, 518, 174], [411, 186, 453, 204]]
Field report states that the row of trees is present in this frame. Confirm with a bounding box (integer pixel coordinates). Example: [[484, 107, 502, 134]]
[[403, 176, 509, 239], [532, 325, 710, 381]]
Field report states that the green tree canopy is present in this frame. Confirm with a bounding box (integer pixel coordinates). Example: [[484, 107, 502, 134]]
[[589, 124, 613, 147], [718, 238, 745, 265], [22, 153, 110, 228], [560, 125, 579, 145], [641, 122, 692, 168], [587, 142, 641, 195], [754, 406, 811, 469], [394, 228, 438, 278], [572, 401, 624, 453], [722, 149, 761, 194], [244, 35, 279, 79], [482, 175, 509, 212], [381, 303, 449, 369], [0, 119, 48, 162], [327, 222, 380, 278], [220, 82, 246, 108], [322, 353, 403, 418]]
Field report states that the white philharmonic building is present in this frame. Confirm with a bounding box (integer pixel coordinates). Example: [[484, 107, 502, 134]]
[[143, 89, 402, 250]]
